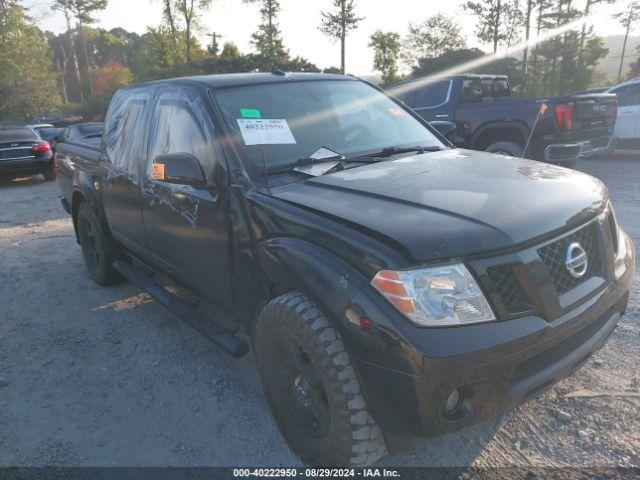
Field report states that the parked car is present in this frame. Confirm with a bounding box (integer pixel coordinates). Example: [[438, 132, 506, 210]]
[[57, 72, 635, 466], [388, 74, 618, 165], [33, 126, 64, 152], [57, 122, 104, 143], [607, 77, 640, 150], [0, 126, 55, 181]]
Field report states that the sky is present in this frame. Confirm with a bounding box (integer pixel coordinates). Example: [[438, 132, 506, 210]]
[[27, 0, 633, 75]]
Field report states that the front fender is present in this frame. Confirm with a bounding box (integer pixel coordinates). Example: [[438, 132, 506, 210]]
[[257, 237, 368, 322], [255, 237, 424, 376]]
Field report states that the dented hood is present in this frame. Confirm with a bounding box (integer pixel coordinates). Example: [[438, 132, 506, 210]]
[[272, 149, 607, 262]]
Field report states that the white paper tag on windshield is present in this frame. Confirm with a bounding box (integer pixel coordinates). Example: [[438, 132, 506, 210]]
[[237, 119, 296, 145]]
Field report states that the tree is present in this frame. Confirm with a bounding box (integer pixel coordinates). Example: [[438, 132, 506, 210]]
[[464, 0, 522, 53], [0, 0, 60, 122], [319, 0, 364, 74], [174, 0, 212, 62], [401, 13, 466, 68], [369, 31, 401, 86], [51, 1, 83, 101], [90, 59, 132, 94], [613, 1, 640, 82], [220, 41, 241, 60], [54, 0, 108, 96], [244, 0, 288, 69], [628, 46, 640, 80]]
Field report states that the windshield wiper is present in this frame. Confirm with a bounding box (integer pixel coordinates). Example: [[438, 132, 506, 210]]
[[356, 145, 443, 159], [267, 147, 345, 175]]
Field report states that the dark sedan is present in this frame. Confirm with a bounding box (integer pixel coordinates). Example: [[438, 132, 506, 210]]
[[0, 126, 55, 181]]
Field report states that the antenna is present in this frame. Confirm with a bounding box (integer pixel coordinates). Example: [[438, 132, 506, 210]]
[[261, 148, 272, 195], [522, 102, 548, 159]]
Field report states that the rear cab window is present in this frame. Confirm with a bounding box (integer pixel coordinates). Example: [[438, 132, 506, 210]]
[[461, 77, 510, 103]]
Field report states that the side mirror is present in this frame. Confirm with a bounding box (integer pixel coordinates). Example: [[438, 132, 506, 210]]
[[430, 121, 457, 139], [152, 152, 206, 187]]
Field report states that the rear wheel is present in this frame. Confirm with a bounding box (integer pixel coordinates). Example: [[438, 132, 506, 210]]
[[485, 141, 524, 157], [254, 291, 387, 466], [77, 202, 122, 285]]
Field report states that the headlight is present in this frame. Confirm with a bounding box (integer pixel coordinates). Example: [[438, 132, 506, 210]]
[[371, 263, 496, 327]]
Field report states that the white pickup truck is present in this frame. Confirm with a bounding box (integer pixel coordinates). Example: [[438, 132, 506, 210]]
[[608, 77, 640, 149]]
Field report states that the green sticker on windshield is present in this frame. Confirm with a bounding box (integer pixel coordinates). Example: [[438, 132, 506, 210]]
[[240, 108, 261, 119]]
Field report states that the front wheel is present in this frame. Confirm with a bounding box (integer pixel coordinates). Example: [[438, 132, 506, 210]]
[[254, 291, 387, 466], [77, 202, 123, 285]]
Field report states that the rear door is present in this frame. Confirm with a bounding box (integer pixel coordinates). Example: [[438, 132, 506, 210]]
[[612, 83, 640, 140], [100, 88, 152, 254], [141, 86, 232, 309]]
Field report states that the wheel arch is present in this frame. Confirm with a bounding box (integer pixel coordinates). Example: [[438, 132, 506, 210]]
[[471, 121, 528, 151], [70, 172, 117, 250], [253, 237, 370, 333]]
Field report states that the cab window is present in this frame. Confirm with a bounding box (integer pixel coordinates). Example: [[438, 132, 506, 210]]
[[615, 84, 640, 107], [413, 80, 451, 109], [146, 87, 220, 180]]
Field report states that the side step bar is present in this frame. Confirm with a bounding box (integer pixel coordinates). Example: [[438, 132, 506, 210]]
[[113, 260, 249, 358]]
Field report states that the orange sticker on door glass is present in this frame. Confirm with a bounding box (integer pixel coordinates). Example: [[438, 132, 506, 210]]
[[152, 163, 165, 180], [389, 108, 405, 117]]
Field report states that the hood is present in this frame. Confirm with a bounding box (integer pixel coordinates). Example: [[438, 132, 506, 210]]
[[272, 149, 607, 262]]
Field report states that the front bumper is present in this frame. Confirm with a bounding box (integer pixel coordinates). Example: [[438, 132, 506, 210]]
[[346, 231, 634, 439], [544, 136, 615, 162]]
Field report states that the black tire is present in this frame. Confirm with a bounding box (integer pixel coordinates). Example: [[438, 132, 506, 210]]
[[485, 141, 524, 157], [77, 202, 123, 286], [254, 291, 387, 466], [42, 166, 56, 181]]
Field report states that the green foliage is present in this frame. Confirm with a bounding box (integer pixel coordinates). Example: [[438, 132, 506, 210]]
[[244, 0, 288, 69], [401, 14, 466, 68], [319, 0, 363, 40], [319, 0, 364, 73], [369, 31, 402, 86], [220, 41, 241, 60], [464, 0, 522, 52], [0, 0, 60, 122], [628, 46, 640, 80], [174, 0, 212, 62]]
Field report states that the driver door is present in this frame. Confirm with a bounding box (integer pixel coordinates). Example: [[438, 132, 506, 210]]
[[141, 86, 233, 310]]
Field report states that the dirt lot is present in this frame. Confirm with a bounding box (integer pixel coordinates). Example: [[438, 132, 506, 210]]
[[1, 152, 639, 468]]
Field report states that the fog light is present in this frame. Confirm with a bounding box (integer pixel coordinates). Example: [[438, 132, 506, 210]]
[[445, 389, 461, 413]]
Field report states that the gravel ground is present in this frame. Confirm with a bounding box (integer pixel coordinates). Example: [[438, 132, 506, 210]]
[[0, 151, 639, 468]]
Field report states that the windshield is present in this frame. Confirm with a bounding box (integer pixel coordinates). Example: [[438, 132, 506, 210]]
[[213, 80, 444, 173], [77, 123, 103, 137]]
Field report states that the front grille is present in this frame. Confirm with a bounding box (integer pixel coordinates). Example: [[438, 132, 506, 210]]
[[538, 222, 602, 294], [486, 264, 533, 315]]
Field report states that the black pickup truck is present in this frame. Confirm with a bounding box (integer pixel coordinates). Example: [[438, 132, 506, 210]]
[[388, 75, 618, 164], [57, 73, 634, 467]]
